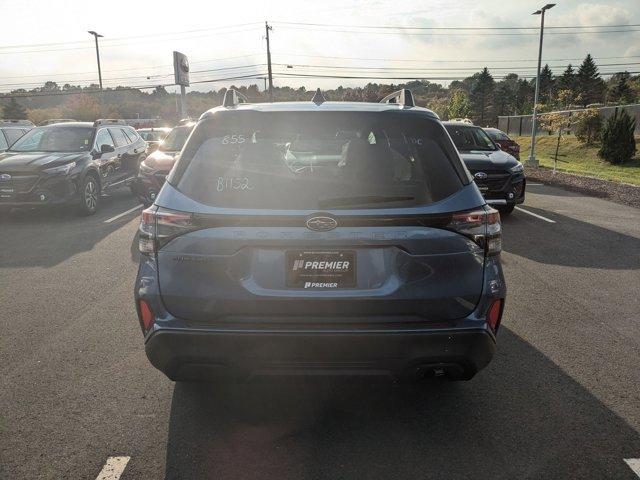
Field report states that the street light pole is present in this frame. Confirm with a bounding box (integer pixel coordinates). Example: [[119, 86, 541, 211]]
[[265, 21, 273, 102], [87, 31, 104, 91], [527, 3, 555, 167]]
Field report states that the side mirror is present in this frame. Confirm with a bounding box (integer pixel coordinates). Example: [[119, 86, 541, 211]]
[[100, 144, 115, 154]]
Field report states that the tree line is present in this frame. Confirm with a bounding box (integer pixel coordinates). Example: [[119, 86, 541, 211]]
[[2, 53, 639, 127]]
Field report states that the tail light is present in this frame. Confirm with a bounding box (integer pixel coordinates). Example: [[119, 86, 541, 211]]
[[139, 206, 198, 254], [448, 206, 502, 256], [486, 299, 504, 332]]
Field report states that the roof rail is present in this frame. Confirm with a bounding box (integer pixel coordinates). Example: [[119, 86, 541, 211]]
[[93, 119, 127, 127], [222, 89, 248, 108], [37, 118, 76, 126], [379, 89, 415, 108], [311, 88, 326, 105], [0, 119, 34, 127]]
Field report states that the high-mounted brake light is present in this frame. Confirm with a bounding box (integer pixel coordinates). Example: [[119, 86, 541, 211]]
[[448, 206, 502, 256], [138, 206, 196, 254]]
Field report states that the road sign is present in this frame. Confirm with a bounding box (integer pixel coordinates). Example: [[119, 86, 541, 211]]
[[173, 51, 190, 87]]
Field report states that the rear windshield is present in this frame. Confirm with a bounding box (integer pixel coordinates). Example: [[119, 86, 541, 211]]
[[160, 126, 193, 152], [169, 111, 464, 210], [485, 129, 509, 141], [9, 126, 94, 153], [445, 125, 497, 152]]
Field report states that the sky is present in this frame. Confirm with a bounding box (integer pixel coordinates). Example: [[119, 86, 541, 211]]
[[1, 0, 640, 95]]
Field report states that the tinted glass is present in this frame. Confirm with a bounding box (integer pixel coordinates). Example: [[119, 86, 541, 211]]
[[486, 129, 509, 141], [95, 129, 114, 149], [9, 126, 94, 152], [4, 128, 24, 145], [124, 128, 139, 143], [445, 125, 497, 152], [171, 111, 463, 210], [0, 131, 8, 150], [160, 125, 193, 151], [109, 128, 128, 147]]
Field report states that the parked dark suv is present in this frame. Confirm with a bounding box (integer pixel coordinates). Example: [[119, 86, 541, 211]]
[[134, 121, 195, 206], [0, 120, 147, 215], [444, 122, 525, 216], [135, 89, 506, 382]]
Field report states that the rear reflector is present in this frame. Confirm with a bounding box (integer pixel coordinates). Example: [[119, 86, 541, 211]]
[[138, 299, 155, 331], [486, 299, 503, 332]]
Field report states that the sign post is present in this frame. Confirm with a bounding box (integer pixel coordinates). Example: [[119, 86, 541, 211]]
[[173, 51, 190, 120]]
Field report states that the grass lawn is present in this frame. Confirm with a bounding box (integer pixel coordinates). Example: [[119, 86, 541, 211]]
[[514, 134, 640, 186]]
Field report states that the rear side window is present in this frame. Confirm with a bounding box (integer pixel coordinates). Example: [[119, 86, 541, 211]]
[[108, 128, 128, 147], [4, 128, 24, 145], [486, 130, 509, 141], [170, 111, 465, 210], [124, 128, 139, 143]]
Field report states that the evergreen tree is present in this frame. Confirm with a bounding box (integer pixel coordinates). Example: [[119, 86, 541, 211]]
[[470, 67, 495, 124], [538, 64, 555, 104], [608, 72, 635, 104], [2, 98, 28, 119], [577, 54, 606, 105], [599, 110, 637, 164], [557, 64, 576, 92]]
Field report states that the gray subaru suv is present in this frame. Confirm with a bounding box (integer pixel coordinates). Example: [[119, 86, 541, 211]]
[[134, 89, 506, 382]]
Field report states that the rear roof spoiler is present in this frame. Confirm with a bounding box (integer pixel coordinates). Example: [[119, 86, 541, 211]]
[[223, 89, 249, 108], [94, 119, 127, 127], [0, 119, 34, 127], [379, 89, 415, 108]]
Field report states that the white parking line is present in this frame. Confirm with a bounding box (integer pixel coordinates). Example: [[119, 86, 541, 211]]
[[95, 456, 130, 480], [527, 182, 543, 186], [514, 206, 556, 223], [625, 459, 640, 478], [104, 204, 143, 223]]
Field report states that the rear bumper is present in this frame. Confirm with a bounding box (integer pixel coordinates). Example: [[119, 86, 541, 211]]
[[144, 325, 496, 381]]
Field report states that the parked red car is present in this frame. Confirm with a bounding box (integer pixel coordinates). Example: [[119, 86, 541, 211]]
[[483, 128, 520, 160]]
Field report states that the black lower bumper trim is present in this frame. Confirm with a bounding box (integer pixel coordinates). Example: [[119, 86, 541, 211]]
[[145, 327, 496, 382]]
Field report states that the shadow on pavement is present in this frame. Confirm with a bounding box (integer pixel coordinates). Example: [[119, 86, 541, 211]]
[[0, 191, 139, 268], [163, 329, 640, 480], [502, 207, 640, 269]]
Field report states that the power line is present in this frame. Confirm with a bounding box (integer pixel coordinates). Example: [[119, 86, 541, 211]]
[[0, 54, 263, 80], [276, 24, 640, 36], [0, 26, 264, 55], [0, 22, 262, 50], [273, 20, 640, 31], [0, 64, 267, 88], [272, 62, 640, 72], [0, 72, 268, 98], [276, 52, 640, 64]]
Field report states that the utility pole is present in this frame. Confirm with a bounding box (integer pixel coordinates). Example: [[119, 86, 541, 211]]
[[265, 21, 273, 102], [87, 31, 103, 91], [527, 3, 555, 167]]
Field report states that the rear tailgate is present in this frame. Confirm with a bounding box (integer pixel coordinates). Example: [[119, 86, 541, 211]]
[[156, 217, 484, 324]]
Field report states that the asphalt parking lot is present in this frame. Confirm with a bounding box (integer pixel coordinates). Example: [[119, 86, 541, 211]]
[[1, 183, 639, 480]]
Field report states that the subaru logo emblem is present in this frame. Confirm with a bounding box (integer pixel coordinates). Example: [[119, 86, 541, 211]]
[[0, 174, 11, 181], [306, 216, 337, 232], [474, 172, 488, 180]]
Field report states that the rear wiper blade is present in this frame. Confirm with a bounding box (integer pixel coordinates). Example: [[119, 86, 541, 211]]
[[318, 195, 415, 208]]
